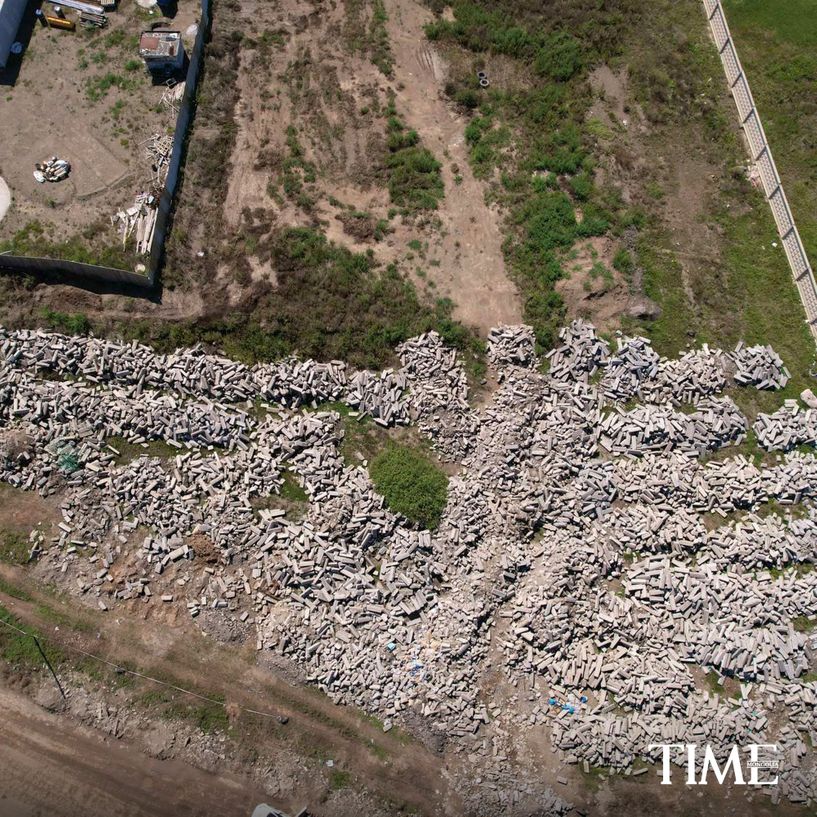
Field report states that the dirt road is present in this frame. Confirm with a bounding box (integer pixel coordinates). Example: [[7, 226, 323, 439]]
[[0, 686, 269, 817], [384, 0, 523, 333]]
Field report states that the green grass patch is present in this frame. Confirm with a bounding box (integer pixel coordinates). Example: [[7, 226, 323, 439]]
[[0, 604, 64, 670], [342, 0, 394, 76], [723, 0, 817, 339], [0, 576, 33, 602], [329, 769, 352, 790], [34, 603, 95, 635], [106, 436, 180, 465], [0, 530, 30, 565], [793, 615, 815, 633], [279, 469, 308, 503], [85, 72, 137, 102], [124, 227, 484, 371], [0, 220, 136, 271], [704, 671, 725, 695], [385, 100, 444, 213], [185, 227, 474, 369], [369, 443, 448, 530], [139, 687, 229, 734], [425, 2, 633, 351], [274, 125, 318, 210]]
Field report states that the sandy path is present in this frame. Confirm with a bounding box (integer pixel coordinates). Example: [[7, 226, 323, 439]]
[[383, 0, 522, 333]]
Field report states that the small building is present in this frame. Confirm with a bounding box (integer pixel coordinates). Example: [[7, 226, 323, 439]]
[[139, 29, 184, 73], [0, 0, 28, 68]]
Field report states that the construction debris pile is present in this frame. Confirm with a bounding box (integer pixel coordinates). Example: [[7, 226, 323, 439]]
[[146, 132, 174, 187], [112, 192, 158, 254], [488, 325, 536, 368], [111, 115, 179, 257], [754, 400, 817, 451], [0, 321, 815, 813], [33, 156, 71, 184], [732, 342, 791, 389]]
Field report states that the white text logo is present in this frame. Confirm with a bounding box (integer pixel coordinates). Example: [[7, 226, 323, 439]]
[[647, 743, 779, 786]]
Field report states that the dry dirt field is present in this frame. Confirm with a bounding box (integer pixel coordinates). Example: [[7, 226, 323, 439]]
[[0, 2, 200, 263], [213, 0, 520, 331], [0, 685, 267, 817]]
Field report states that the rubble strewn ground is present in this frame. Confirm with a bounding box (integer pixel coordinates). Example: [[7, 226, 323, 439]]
[[1, 319, 816, 814]]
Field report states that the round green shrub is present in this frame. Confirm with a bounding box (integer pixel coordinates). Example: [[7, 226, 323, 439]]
[[369, 445, 448, 530]]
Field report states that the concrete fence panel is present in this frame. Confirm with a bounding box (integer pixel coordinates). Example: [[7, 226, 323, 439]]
[[703, 0, 817, 343]]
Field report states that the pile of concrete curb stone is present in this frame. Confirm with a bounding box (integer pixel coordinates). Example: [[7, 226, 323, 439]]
[[1, 321, 815, 812]]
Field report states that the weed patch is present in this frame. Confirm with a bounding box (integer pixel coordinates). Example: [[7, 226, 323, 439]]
[[385, 100, 444, 213], [369, 444, 448, 529]]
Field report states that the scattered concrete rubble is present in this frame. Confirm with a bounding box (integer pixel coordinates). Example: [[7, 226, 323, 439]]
[[487, 325, 537, 368], [0, 321, 815, 811], [732, 342, 790, 389], [546, 319, 609, 382], [601, 335, 661, 401], [755, 400, 817, 451]]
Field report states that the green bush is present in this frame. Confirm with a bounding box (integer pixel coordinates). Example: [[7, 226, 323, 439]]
[[369, 444, 448, 530], [41, 308, 91, 335], [534, 32, 583, 81], [0, 220, 135, 271], [613, 247, 635, 277], [385, 108, 444, 212], [524, 290, 566, 350], [455, 88, 481, 109], [532, 125, 586, 174], [569, 172, 593, 201], [121, 249, 482, 370]]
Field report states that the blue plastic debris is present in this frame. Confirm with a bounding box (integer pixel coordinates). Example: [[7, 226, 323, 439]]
[[408, 659, 424, 677], [387, 642, 396, 652], [548, 697, 557, 706]]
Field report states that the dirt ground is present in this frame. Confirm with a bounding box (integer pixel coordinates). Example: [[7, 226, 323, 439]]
[[0, 560, 460, 817], [0, 2, 200, 252], [218, 0, 520, 332], [382, 0, 521, 331], [0, 685, 268, 817]]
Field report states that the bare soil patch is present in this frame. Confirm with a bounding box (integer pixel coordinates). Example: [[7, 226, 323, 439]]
[[383, 0, 521, 332], [0, 3, 200, 258], [211, 0, 519, 332], [0, 567, 459, 816], [556, 236, 631, 331], [0, 685, 267, 817]]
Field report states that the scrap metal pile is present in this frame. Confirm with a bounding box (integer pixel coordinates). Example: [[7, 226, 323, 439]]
[[0, 320, 815, 812], [33, 156, 71, 184]]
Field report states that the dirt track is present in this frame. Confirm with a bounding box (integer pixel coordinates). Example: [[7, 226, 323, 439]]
[[383, 0, 522, 332], [0, 685, 267, 817]]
